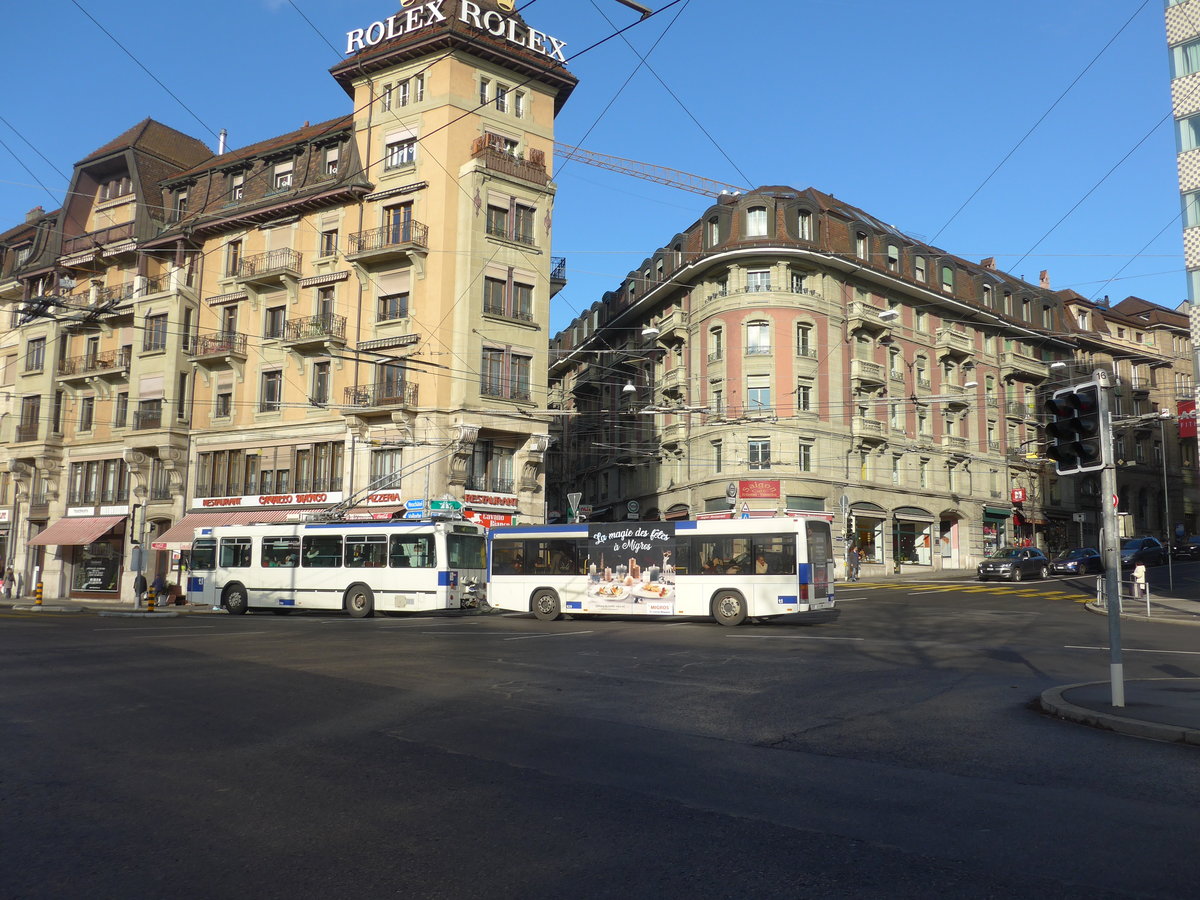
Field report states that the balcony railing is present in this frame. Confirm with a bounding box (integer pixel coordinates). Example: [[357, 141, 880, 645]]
[[483, 301, 534, 323], [283, 313, 347, 344], [707, 351, 723, 363], [470, 141, 549, 186], [480, 378, 532, 402], [236, 248, 301, 281], [60, 221, 135, 258], [133, 409, 162, 430], [343, 382, 419, 409], [745, 344, 772, 356], [486, 221, 535, 246], [465, 476, 515, 493], [191, 331, 248, 358], [347, 221, 429, 255], [550, 256, 567, 281], [58, 346, 131, 378], [15, 423, 39, 442]]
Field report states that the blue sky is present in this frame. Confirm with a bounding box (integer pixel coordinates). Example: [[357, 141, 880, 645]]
[[0, 1, 1183, 335]]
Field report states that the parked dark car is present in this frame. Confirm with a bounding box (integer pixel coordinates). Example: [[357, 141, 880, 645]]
[[1119, 537, 1166, 568], [978, 547, 1050, 582], [1049, 547, 1103, 576], [1172, 536, 1200, 560]]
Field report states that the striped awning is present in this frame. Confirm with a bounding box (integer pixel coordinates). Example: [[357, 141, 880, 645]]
[[28, 515, 125, 546], [151, 509, 316, 549]]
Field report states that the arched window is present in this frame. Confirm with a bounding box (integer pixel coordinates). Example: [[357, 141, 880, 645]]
[[886, 244, 899, 272]]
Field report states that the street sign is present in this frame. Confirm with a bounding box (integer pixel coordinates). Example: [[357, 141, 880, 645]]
[[567, 491, 582, 511], [626, 500, 640, 514], [741, 502, 750, 519], [405, 499, 425, 510], [430, 499, 463, 511], [402, 511, 424, 519]]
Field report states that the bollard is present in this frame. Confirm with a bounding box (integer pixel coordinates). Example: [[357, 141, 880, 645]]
[[147, 585, 156, 612], [35, 580, 43, 606]]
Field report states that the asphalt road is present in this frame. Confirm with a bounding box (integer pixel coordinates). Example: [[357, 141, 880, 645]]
[[3, 579, 1198, 899]]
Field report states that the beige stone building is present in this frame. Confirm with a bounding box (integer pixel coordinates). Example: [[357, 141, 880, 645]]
[[0, 0, 574, 601]]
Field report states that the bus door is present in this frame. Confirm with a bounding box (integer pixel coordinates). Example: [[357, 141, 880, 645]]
[[186, 533, 218, 607]]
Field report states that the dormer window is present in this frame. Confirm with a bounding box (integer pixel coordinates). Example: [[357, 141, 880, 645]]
[[746, 206, 768, 237], [855, 231, 868, 260], [797, 210, 813, 240], [324, 146, 339, 176], [886, 244, 899, 272], [273, 160, 294, 190], [229, 172, 244, 201], [914, 256, 926, 282], [99, 176, 132, 202]]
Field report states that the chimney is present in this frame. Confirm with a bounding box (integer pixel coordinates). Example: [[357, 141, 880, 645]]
[[980, 257, 996, 270], [1039, 269, 1050, 289], [25, 205, 44, 223], [218, 129, 227, 155]]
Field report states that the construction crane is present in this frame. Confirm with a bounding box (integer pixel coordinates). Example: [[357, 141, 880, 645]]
[[552, 141, 748, 198]]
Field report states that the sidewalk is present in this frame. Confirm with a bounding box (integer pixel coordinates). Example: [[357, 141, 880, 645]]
[[1041, 679, 1200, 746]]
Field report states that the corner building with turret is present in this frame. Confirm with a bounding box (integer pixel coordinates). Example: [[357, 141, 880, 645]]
[[0, 1, 574, 602]]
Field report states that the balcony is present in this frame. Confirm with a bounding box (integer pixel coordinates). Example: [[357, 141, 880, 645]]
[[342, 382, 419, 411], [470, 138, 549, 186], [480, 377, 532, 403], [653, 307, 688, 346], [1006, 400, 1034, 420], [659, 420, 688, 446], [850, 358, 885, 387], [57, 347, 131, 382], [346, 221, 429, 263], [945, 435, 969, 450], [846, 301, 893, 338], [660, 367, 686, 397], [190, 331, 248, 366], [465, 475, 515, 494], [133, 408, 162, 431], [15, 422, 40, 442], [942, 382, 971, 408], [999, 349, 1049, 382], [745, 343, 772, 357], [851, 417, 887, 441], [935, 327, 974, 359], [235, 248, 301, 285], [550, 256, 567, 297], [281, 313, 347, 351], [59, 222, 136, 268]]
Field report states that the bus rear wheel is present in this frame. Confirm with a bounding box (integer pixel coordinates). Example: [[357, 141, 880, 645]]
[[223, 583, 248, 615], [346, 584, 375, 618], [711, 591, 747, 627], [531, 590, 561, 622]]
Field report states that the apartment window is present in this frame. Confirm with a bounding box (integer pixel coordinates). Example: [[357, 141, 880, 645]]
[[892, 454, 901, 484], [709, 327, 723, 361], [114, 392, 128, 427], [711, 388, 724, 415], [1172, 38, 1200, 78], [919, 457, 929, 488], [796, 323, 813, 357], [982, 284, 992, 307], [914, 256, 926, 282], [855, 232, 868, 260], [215, 388, 231, 418], [514, 204, 535, 244], [226, 240, 242, 277], [79, 396, 95, 432], [312, 361, 330, 406], [889, 400, 903, 430], [915, 310, 927, 332], [495, 83, 509, 112], [265, 306, 286, 340], [317, 286, 335, 318], [378, 292, 409, 321], [797, 210, 812, 240], [746, 374, 771, 413], [1041, 305, 1052, 328], [917, 410, 929, 435], [514, 90, 525, 117], [414, 73, 425, 102], [1179, 114, 1200, 152], [486, 204, 508, 238], [324, 146, 339, 176], [746, 269, 771, 292], [380, 82, 393, 110], [319, 229, 338, 257], [712, 440, 722, 473], [746, 321, 771, 355], [706, 216, 720, 246], [397, 80, 410, 107], [746, 206, 768, 237], [798, 442, 812, 472], [221, 305, 238, 336], [941, 266, 954, 293], [98, 176, 132, 202], [1183, 191, 1200, 228], [273, 160, 294, 190], [173, 190, 188, 221], [260, 370, 282, 413], [385, 139, 416, 170], [25, 337, 45, 372], [177, 372, 188, 421], [144, 314, 168, 351], [888, 346, 902, 377], [228, 172, 244, 201], [748, 438, 771, 470], [479, 77, 490, 106]]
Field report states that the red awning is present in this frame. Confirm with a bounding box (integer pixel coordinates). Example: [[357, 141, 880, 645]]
[[28, 515, 125, 546], [152, 509, 318, 549]]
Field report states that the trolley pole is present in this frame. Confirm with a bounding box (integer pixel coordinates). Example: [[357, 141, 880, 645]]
[[1097, 370, 1124, 708]]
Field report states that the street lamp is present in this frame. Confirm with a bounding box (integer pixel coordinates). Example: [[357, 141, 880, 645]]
[[878, 308, 899, 321]]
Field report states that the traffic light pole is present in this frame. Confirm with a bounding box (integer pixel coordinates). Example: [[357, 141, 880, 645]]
[[1097, 370, 1125, 708]]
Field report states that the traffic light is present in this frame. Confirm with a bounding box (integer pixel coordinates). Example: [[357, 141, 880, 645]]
[[1044, 382, 1105, 475]]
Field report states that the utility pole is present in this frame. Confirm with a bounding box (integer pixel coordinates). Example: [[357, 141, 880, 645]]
[[1096, 369, 1124, 708]]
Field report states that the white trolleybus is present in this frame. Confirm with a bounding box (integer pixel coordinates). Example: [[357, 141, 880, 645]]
[[487, 516, 836, 626], [186, 519, 487, 616]]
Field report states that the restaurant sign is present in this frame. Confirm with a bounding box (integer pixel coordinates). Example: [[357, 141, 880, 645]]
[[198, 492, 345, 509], [346, 1, 567, 62]]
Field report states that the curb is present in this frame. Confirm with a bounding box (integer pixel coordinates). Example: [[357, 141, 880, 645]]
[[1040, 681, 1200, 745], [1083, 601, 1200, 627], [12, 605, 83, 614]]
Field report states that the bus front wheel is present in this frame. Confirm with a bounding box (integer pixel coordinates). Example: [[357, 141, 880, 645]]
[[711, 591, 747, 627], [223, 583, 249, 615], [531, 590, 561, 622], [346, 584, 375, 618]]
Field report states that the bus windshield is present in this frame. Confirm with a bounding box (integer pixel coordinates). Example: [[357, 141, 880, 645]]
[[448, 534, 486, 569]]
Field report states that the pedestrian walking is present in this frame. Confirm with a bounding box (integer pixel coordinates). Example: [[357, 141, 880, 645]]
[[1132, 561, 1148, 601], [846, 544, 860, 582], [1, 565, 12, 601]]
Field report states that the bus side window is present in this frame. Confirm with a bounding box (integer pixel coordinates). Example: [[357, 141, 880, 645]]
[[547, 540, 576, 574], [302, 535, 343, 568], [390, 535, 433, 568], [492, 542, 524, 575], [220, 538, 252, 568], [672, 535, 691, 575]]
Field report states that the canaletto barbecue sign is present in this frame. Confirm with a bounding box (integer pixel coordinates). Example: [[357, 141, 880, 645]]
[[346, 1, 567, 62]]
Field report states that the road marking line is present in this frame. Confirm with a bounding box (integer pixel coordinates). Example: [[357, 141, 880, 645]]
[[726, 634, 865, 641], [1065, 645, 1200, 655], [834, 596, 867, 601], [504, 630, 594, 641]]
